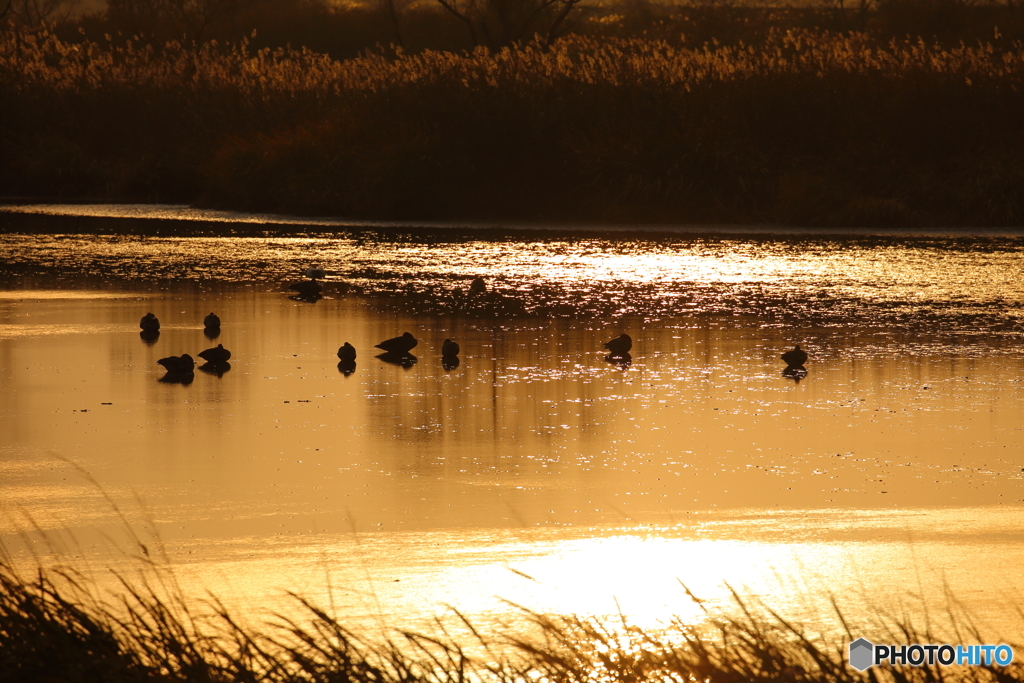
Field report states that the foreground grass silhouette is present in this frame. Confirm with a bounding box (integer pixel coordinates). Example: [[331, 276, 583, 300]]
[[2, 556, 1022, 683]]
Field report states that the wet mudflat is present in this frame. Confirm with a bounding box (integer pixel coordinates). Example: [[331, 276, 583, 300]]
[[1, 208, 1024, 642]]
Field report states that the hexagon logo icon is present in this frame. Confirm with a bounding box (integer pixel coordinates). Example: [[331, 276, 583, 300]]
[[849, 638, 875, 671]]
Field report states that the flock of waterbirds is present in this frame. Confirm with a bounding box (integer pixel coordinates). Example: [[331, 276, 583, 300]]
[[140, 310, 233, 382], [139, 273, 810, 384]]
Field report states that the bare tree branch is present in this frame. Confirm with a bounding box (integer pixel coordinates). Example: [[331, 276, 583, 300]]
[[9, 0, 80, 27], [435, 0, 480, 46], [375, 0, 407, 50], [432, 0, 587, 48], [544, 0, 584, 46]]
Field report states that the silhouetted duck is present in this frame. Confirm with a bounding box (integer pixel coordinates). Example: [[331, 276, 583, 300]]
[[441, 338, 460, 357], [603, 333, 632, 357], [375, 332, 417, 354], [337, 342, 357, 362], [157, 353, 194, 373], [140, 312, 160, 332], [782, 345, 808, 368], [198, 344, 231, 364], [306, 266, 327, 280], [469, 277, 487, 295], [203, 312, 221, 329]]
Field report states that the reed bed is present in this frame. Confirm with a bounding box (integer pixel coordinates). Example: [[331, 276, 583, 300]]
[[2, 556, 1023, 682], [2, 26, 1023, 225]]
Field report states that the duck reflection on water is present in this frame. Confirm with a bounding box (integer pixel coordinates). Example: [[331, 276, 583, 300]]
[[376, 351, 417, 368], [337, 359, 357, 376], [442, 356, 460, 371], [782, 366, 808, 383], [605, 352, 632, 369], [199, 361, 231, 377], [140, 329, 160, 344], [289, 284, 322, 303]]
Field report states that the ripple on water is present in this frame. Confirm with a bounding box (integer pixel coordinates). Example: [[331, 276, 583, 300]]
[[2, 211, 1024, 332]]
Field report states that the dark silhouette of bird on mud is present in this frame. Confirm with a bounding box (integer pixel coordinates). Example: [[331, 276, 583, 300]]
[[337, 342, 357, 362], [375, 332, 417, 354], [603, 333, 632, 357], [469, 277, 486, 295], [198, 344, 231, 364], [140, 312, 160, 332], [782, 345, 808, 368]]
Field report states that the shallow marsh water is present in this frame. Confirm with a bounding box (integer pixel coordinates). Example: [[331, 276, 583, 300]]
[[2, 206, 1024, 644]]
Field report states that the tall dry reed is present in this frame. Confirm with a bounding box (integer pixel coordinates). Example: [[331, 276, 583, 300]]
[[2, 27, 1023, 225]]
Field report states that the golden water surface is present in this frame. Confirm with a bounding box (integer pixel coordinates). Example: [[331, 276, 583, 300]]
[[2, 210, 1024, 644]]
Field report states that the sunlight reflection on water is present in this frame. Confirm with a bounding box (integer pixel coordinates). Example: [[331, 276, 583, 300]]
[[3, 225, 1024, 331]]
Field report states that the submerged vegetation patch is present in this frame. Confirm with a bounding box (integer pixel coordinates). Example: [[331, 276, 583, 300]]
[[2, 23, 1023, 227]]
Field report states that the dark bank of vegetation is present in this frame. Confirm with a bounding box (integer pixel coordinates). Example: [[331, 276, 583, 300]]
[[1, 0, 1023, 227], [2, 558, 1023, 683]]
